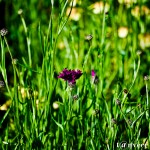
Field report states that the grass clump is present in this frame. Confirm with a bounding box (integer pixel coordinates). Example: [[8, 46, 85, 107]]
[[0, 0, 150, 149]]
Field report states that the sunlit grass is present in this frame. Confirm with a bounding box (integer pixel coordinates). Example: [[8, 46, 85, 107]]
[[0, 0, 150, 149]]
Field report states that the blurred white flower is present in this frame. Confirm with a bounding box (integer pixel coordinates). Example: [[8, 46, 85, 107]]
[[53, 102, 59, 109], [66, 7, 81, 21], [90, 1, 110, 14], [131, 5, 150, 18], [118, 27, 129, 38], [18, 9, 23, 15], [138, 33, 150, 49]]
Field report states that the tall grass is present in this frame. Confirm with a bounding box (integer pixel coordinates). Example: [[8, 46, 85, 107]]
[[0, 0, 150, 149]]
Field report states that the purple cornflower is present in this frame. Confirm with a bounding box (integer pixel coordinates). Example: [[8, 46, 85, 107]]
[[58, 68, 82, 84], [91, 70, 96, 77], [91, 70, 99, 84]]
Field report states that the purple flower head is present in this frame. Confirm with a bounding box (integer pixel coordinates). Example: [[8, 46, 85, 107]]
[[91, 70, 99, 84], [58, 68, 82, 84], [91, 70, 96, 77]]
